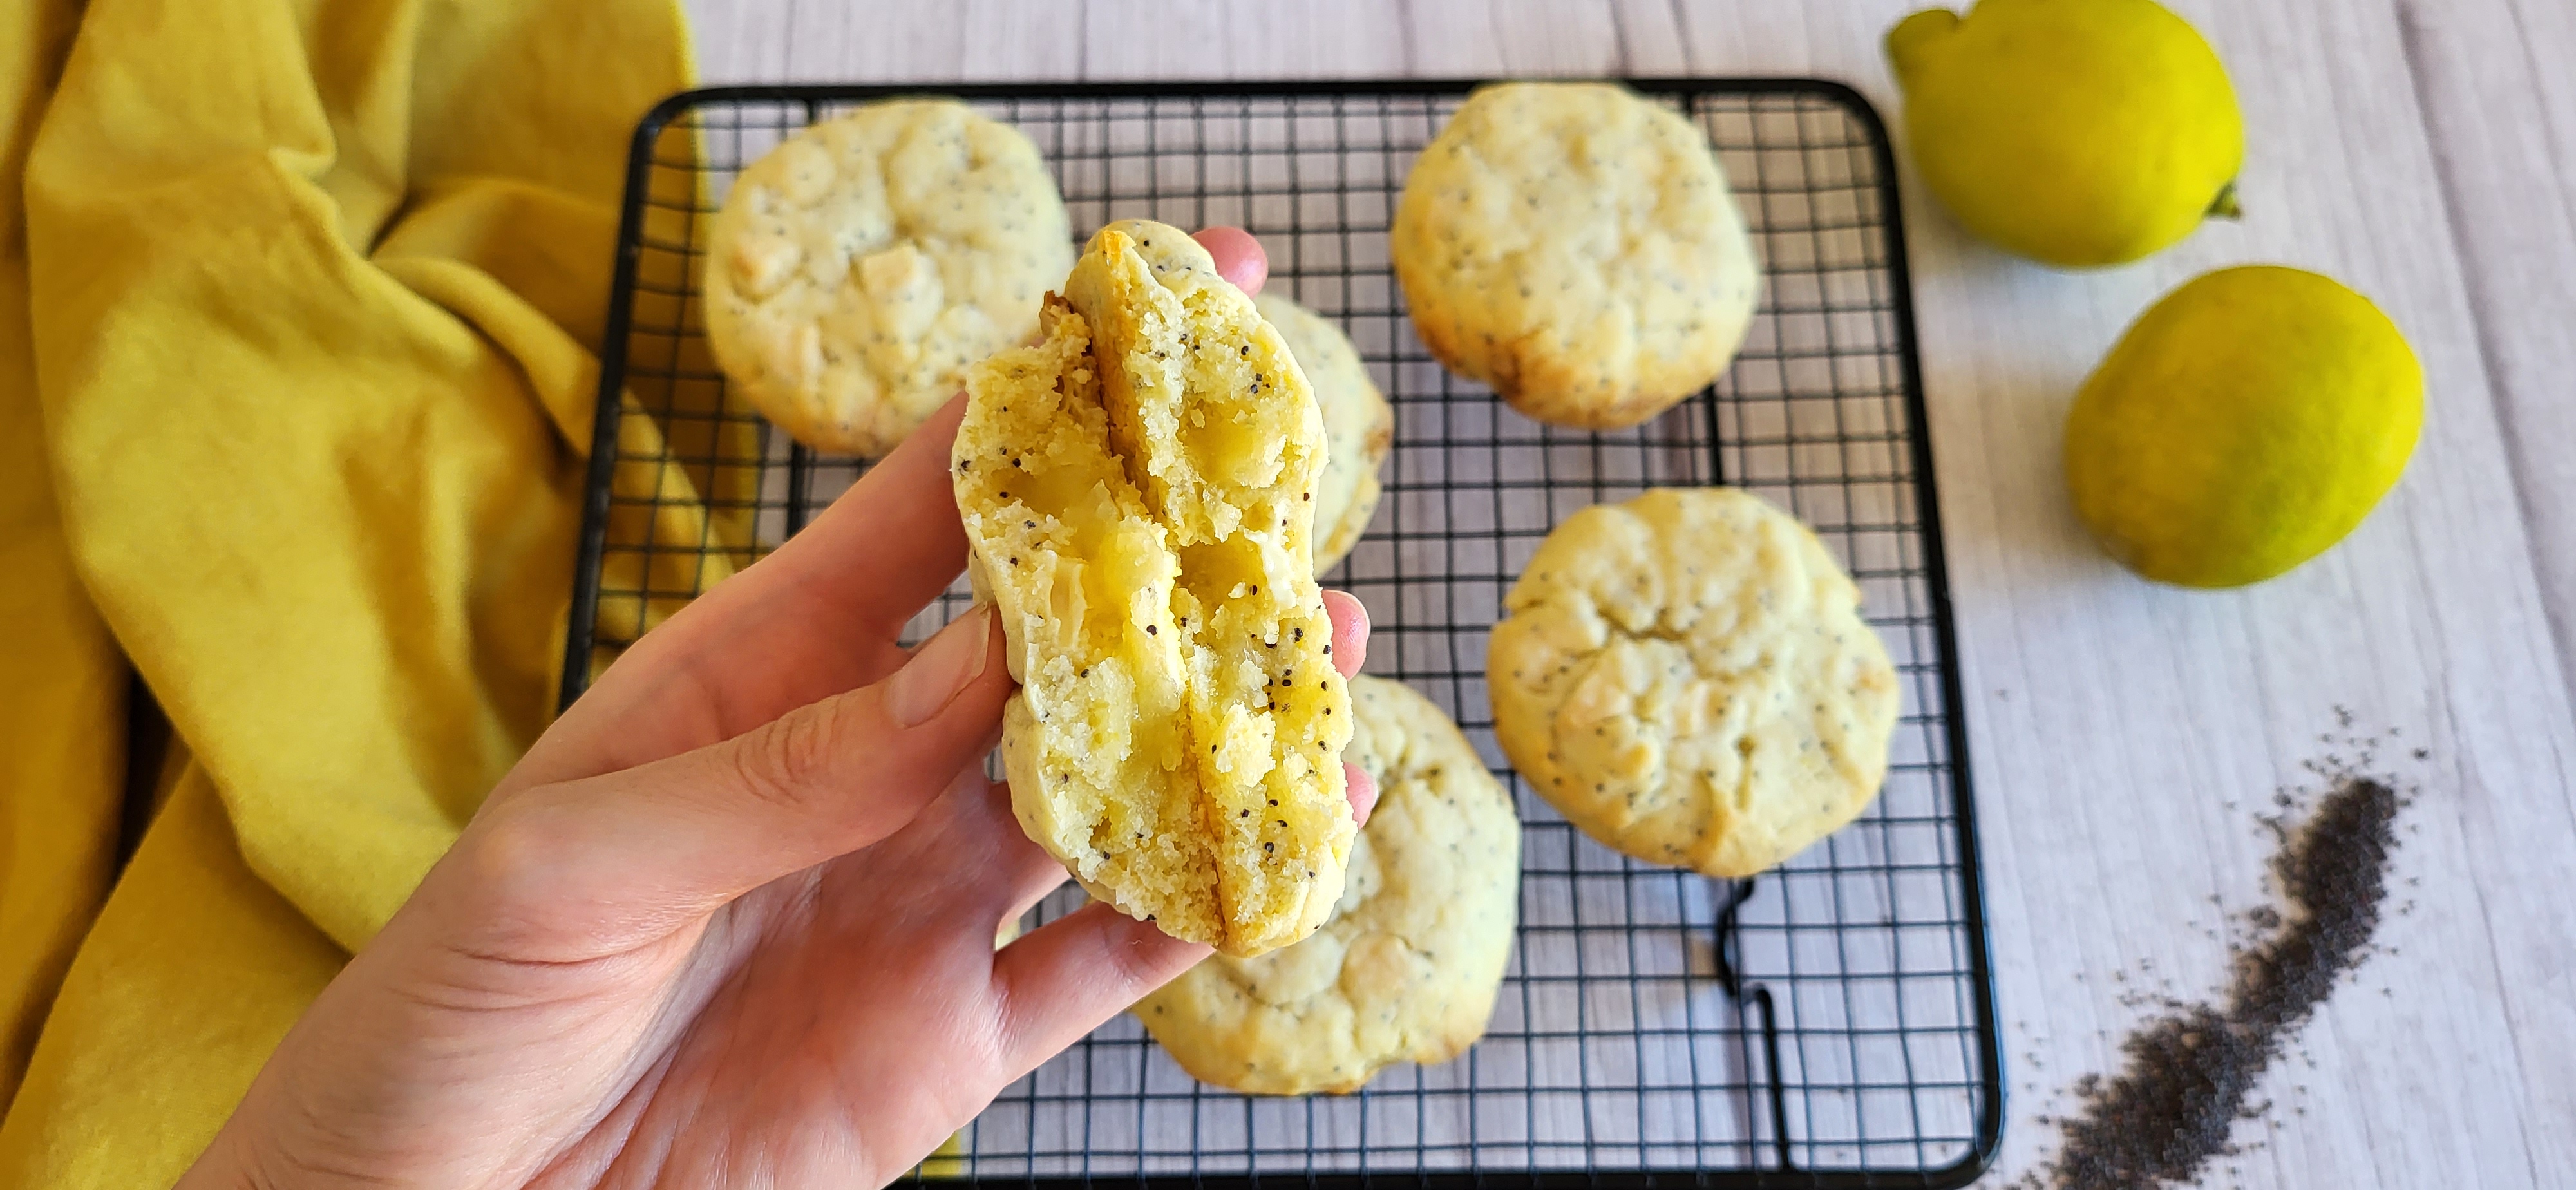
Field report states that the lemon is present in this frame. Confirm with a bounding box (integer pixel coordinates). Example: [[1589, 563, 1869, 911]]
[[2065, 265, 2422, 588], [1888, 0, 2243, 268]]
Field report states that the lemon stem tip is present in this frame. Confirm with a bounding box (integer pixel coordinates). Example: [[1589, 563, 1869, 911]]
[[2208, 181, 2242, 220]]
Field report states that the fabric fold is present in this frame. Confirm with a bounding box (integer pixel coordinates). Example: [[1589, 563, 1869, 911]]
[[0, 0, 126, 1118], [0, 0, 698, 1181]]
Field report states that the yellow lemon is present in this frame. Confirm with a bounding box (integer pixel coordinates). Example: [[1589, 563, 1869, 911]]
[[1888, 0, 2243, 267], [2065, 265, 2422, 588]]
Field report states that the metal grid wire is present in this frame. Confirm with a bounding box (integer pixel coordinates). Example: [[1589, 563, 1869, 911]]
[[564, 80, 1998, 1188]]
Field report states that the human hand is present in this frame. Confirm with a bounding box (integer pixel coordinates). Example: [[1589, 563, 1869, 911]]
[[180, 229, 1367, 1189]]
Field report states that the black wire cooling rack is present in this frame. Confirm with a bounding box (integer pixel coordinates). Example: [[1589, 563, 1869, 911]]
[[562, 79, 2000, 1189]]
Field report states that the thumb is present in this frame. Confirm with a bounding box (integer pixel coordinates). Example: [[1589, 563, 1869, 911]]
[[453, 607, 1010, 952]]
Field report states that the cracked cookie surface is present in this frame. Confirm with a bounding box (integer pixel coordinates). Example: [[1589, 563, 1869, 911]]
[[956, 221, 1354, 958], [1392, 82, 1760, 430], [1136, 675, 1519, 1095], [1488, 488, 1899, 876], [707, 99, 1072, 457]]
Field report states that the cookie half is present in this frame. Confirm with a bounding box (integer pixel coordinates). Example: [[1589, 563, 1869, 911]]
[[1392, 82, 1761, 430], [1488, 489, 1899, 876], [956, 221, 1354, 958], [1136, 675, 1520, 1095], [706, 99, 1072, 457], [1252, 294, 1393, 575]]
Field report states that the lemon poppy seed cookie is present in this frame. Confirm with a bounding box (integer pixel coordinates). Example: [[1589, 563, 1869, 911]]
[[1392, 82, 1761, 430], [956, 220, 1354, 959], [1137, 675, 1520, 1095], [1488, 489, 1899, 876], [1254, 293, 1393, 574], [706, 99, 1073, 457]]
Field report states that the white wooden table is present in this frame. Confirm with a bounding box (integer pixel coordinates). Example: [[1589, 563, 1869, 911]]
[[679, 2, 2576, 1185]]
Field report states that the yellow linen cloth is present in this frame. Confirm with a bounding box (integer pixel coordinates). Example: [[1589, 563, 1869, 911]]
[[0, 0, 120, 1127], [0, 0, 712, 1182]]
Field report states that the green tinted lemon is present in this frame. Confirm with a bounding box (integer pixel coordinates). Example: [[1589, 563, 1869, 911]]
[[1888, 0, 2242, 267], [2065, 266, 2422, 588]]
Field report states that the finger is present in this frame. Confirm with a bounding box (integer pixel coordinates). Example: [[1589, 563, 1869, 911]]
[[990, 902, 1211, 1072], [1344, 762, 1377, 825], [460, 607, 1009, 948], [981, 780, 1075, 924], [808, 766, 1069, 954], [1322, 590, 1368, 679], [614, 395, 970, 670], [1193, 227, 1267, 295], [739, 394, 974, 639], [835, 770, 1070, 929], [515, 397, 974, 789], [1320, 591, 1370, 820]]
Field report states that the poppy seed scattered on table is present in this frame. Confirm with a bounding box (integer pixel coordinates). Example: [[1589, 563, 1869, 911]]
[[2021, 773, 2402, 1189]]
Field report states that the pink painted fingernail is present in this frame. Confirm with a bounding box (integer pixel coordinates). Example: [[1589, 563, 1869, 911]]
[[887, 606, 994, 727], [1193, 226, 1267, 294]]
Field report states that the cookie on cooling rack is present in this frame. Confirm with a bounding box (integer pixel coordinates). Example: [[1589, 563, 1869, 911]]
[[1136, 675, 1520, 1095], [1391, 82, 1761, 431], [956, 220, 1354, 959], [1487, 488, 1899, 877], [1253, 292, 1392, 574], [705, 99, 1073, 457]]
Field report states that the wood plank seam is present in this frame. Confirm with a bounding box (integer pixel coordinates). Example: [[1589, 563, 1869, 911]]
[[2392, 0, 2576, 716]]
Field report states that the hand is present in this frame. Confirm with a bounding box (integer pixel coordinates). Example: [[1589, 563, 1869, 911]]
[[180, 229, 1368, 1189]]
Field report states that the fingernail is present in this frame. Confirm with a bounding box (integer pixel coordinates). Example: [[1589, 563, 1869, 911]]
[[1345, 763, 1378, 826], [887, 606, 994, 727]]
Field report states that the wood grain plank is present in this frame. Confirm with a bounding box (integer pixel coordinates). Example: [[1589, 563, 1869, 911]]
[[1081, 0, 1408, 79], [1479, 0, 1623, 74], [1076, 0, 1231, 79], [1394, 0, 1506, 75], [1604, 0, 1690, 75], [2398, 0, 2576, 709], [687, 0, 790, 83], [1663, 3, 1820, 73], [667, 3, 2574, 1183], [778, 0, 963, 82], [956, 0, 1082, 80]]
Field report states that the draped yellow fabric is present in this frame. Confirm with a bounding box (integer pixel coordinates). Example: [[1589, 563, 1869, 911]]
[[0, 0, 697, 1182], [0, 0, 122, 1122]]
